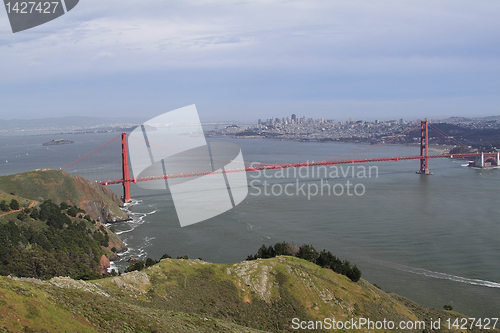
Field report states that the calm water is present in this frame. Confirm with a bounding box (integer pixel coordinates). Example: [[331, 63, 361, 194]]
[[0, 131, 499, 318]]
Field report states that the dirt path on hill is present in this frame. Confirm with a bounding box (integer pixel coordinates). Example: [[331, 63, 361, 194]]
[[0, 200, 37, 218]]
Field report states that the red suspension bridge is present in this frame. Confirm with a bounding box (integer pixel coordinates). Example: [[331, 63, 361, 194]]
[[61, 120, 499, 202]]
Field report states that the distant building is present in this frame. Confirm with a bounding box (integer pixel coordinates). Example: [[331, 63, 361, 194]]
[[291, 114, 296, 122]]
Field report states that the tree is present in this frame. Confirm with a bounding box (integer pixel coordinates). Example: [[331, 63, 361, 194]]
[[0, 200, 9, 212], [145, 257, 156, 267], [67, 206, 79, 217], [346, 265, 362, 282], [30, 208, 40, 219], [297, 244, 319, 262], [9, 199, 20, 211]]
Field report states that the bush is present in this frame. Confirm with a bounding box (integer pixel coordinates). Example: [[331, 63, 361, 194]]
[[125, 260, 145, 272], [111, 247, 117, 253], [145, 257, 156, 267], [9, 199, 20, 211], [297, 244, 319, 262], [346, 265, 362, 282], [160, 253, 171, 260], [29, 208, 40, 219], [67, 206, 79, 217], [0, 200, 10, 212], [443, 304, 453, 311]]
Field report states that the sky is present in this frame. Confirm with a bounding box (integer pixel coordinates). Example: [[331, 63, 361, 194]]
[[1, 0, 499, 123]]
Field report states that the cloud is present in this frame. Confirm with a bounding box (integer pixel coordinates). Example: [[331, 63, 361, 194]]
[[0, 0, 499, 119]]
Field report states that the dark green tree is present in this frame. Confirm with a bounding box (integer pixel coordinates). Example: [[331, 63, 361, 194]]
[[9, 199, 20, 211], [29, 208, 40, 219], [145, 257, 156, 267], [297, 244, 319, 262], [67, 206, 79, 217], [346, 265, 362, 282], [0, 200, 9, 212]]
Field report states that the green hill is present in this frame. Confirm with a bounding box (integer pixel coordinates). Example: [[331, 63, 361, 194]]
[[0, 169, 128, 223], [1, 257, 496, 333], [0, 170, 128, 280]]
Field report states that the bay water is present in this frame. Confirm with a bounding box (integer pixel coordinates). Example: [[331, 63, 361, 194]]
[[0, 130, 498, 319]]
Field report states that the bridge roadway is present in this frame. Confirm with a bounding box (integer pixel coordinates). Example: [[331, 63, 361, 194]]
[[97, 152, 496, 186]]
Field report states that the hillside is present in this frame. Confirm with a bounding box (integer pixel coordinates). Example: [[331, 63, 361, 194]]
[[1, 257, 496, 333], [0, 170, 128, 279], [0, 169, 128, 223]]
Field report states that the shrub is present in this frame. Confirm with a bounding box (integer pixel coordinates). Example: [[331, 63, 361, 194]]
[[9, 199, 20, 211], [145, 257, 156, 267], [125, 260, 145, 273], [0, 200, 10, 212], [346, 265, 362, 282], [67, 206, 79, 217], [297, 244, 319, 262], [29, 208, 40, 219]]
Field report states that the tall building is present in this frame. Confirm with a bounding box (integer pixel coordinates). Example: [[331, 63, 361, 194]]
[[291, 114, 296, 122]]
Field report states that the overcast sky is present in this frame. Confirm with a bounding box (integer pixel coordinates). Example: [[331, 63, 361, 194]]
[[1, 0, 499, 122]]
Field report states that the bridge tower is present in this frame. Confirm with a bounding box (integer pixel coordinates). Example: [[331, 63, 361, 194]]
[[121, 133, 132, 202], [417, 120, 432, 175]]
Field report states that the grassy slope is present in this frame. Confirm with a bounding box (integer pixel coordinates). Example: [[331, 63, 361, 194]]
[[0, 169, 127, 260], [0, 169, 127, 221], [1, 256, 496, 333]]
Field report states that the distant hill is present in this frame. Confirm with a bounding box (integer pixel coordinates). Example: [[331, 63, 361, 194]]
[[0, 116, 145, 132], [1, 256, 494, 332], [0, 169, 128, 223]]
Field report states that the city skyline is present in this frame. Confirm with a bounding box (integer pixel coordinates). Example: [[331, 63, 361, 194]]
[[1, 1, 499, 122]]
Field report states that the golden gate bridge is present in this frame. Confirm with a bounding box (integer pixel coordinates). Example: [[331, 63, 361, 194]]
[[61, 120, 499, 202]]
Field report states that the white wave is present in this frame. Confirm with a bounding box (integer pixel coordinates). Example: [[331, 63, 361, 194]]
[[389, 262, 500, 288], [146, 210, 157, 215], [115, 228, 135, 235], [107, 261, 118, 273]]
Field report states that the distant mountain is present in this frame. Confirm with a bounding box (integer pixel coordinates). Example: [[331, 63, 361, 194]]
[[435, 115, 500, 123], [0, 116, 146, 131]]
